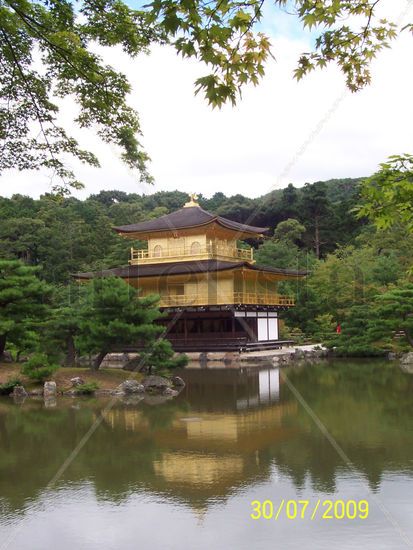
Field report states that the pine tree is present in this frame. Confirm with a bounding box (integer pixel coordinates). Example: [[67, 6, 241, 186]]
[[42, 284, 84, 367], [326, 304, 380, 356], [0, 260, 50, 357], [76, 276, 186, 371], [325, 283, 413, 355], [370, 283, 413, 348], [301, 182, 331, 259], [280, 184, 299, 220]]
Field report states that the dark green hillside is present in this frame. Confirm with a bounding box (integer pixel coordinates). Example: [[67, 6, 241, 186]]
[[0, 178, 365, 283]]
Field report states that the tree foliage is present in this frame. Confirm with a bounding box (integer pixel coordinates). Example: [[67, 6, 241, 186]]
[[255, 217, 311, 270], [357, 154, 413, 233], [0, 259, 50, 356], [282, 222, 413, 346], [325, 282, 413, 355], [273, 218, 305, 243], [0, 0, 160, 192], [76, 276, 161, 369], [0, 179, 363, 283], [75, 276, 186, 371], [0, 0, 406, 193], [21, 351, 59, 381], [372, 283, 413, 348]]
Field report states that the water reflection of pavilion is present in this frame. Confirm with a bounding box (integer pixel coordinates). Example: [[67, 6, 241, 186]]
[[177, 365, 283, 411], [101, 367, 297, 505]]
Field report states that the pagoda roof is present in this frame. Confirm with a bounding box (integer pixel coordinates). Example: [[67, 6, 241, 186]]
[[74, 260, 306, 280], [113, 206, 269, 238]]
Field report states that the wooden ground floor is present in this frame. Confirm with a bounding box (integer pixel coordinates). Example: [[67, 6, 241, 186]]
[[158, 307, 290, 352]]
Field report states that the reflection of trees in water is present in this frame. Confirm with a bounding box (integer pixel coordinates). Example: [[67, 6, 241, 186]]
[[0, 360, 412, 516], [274, 360, 413, 492]]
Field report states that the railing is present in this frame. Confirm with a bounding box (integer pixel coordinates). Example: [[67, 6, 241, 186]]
[[158, 292, 294, 307], [130, 243, 254, 264]]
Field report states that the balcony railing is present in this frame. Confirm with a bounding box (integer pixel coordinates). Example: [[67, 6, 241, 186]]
[[158, 292, 294, 308], [130, 243, 254, 264]]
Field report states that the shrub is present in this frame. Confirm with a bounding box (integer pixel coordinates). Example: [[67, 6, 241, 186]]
[[0, 378, 22, 395], [21, 353, 59, 382], [74, 382, 99, 395], [280, 324, 306, 344]]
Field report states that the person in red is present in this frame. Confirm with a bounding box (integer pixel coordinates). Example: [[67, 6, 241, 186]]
[[336, 323, 341, 334]]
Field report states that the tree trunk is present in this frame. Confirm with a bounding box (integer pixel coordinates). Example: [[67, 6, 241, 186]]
[[314, 216, 320, 260], [64, 334, 76, 367], [0, 334, 6, 358], [91, 350, 107, 371]]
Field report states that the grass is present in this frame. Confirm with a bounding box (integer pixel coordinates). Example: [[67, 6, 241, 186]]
[[0, 362, 141, 393]]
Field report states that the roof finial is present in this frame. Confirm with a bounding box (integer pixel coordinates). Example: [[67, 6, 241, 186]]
[[183, 193, 199, 208]]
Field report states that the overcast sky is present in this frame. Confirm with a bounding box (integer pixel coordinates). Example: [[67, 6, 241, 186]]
[[1, 0, 412, 199]]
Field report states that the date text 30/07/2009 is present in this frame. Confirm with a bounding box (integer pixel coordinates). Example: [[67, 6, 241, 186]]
[[250, 500, 369, 520]]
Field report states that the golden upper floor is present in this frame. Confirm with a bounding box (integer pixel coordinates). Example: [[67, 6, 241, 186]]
[[113, 195, 268, 266], [129, 235, 254, 265]]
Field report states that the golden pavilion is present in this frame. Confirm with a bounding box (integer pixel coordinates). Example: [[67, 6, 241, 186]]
[[76, 194, 305, 351]]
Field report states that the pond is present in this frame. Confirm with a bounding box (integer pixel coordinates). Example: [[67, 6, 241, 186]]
[[0, 359, 412, 550]]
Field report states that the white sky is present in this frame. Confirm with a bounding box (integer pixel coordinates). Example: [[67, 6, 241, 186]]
[[1, 0, 412, 199]]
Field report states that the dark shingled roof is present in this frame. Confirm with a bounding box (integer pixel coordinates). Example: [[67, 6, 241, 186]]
[[74, 260, 307, 280], [113, 206, 269, 236]]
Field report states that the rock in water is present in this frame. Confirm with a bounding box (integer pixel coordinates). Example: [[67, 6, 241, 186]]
[[44, 397, 57, 408], [29, 389, 44, 396], [44, 381, 57, 398], [118, 380, 145, 394], [142, 375, 172, 391], [163, 387, 179, 397], [12, 385, 28, 398], [401, 363, 413, 374], [400, 352, 413, 365], [70, 377, 85, 387], [171, 376, 185, 388]]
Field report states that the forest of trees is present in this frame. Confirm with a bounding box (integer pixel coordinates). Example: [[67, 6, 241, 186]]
[[0, 176, 412, 360], [0, 177, 363, 283]]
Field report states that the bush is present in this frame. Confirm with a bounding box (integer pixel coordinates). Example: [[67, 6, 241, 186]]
[[142, 339, 188, 374], [21, 353, 59, 382], [74, 382, 99, 395], [0, 378, 22, 395], [280, 324, 306, 344]]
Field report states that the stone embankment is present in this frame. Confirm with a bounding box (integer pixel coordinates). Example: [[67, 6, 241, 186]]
[[98, 345, 328, 369]]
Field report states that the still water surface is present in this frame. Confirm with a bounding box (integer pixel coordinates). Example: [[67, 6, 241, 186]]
[[0, 360, 412, 550]]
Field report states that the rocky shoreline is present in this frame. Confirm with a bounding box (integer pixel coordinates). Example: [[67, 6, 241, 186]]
[[9, 374, 186, 405]]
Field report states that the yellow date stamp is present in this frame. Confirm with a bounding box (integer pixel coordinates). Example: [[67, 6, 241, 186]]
[[250, 499, 369, 520]]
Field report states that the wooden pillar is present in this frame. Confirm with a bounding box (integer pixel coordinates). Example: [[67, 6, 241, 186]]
[[184, 316, 188, 342], [242, 268, 245, 301]]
